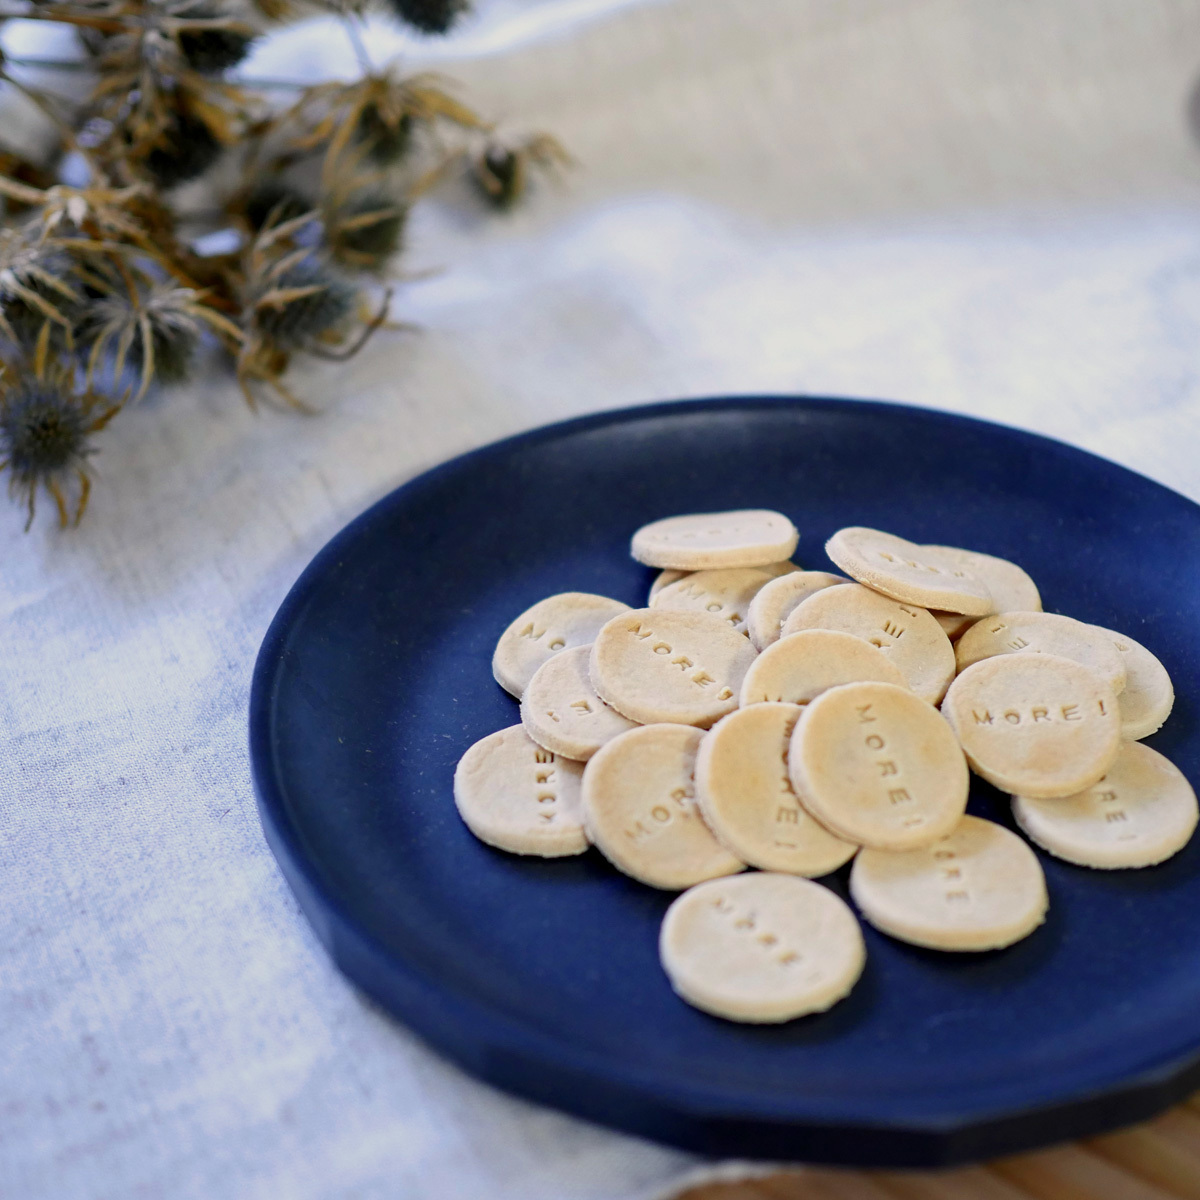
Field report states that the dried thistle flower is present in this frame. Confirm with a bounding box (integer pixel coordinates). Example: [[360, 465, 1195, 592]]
[[255, 258, 356, 349], [356, 104, 413, 165], [472, 133, 571, 210], [384, 0, 470, 34], [78, 277, 235, 398], [235, 215, 370, 406], [142, 102, 225, 188], [236, 181, 313, 232], [175, 5, 258, 73], [322, 187, 407, 272], [0, 224, 80, 347], [0, 329, 120, 530]]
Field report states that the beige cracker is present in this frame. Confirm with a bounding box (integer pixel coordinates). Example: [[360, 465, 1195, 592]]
[[746, 571, 848, 650], [654, 560, 799, 606], [928, 544, 1041, 611], [659, 873, 865, 1022], [652, 566, 776, 635], [520, 645, 639, 762], [631, 510, 799, 570], [493, 592, 631, 699], [955, 611, 1127, 695], [825, 527, 993, 616], [589, 608, 759, 728], [582, 723, 744, 889], [1013, 741, 1198, 869], [929, 538, 1043, 641], [782, 583, 955, 705], [739, 629, 907, 707], [850, 815, 1048, 951], [942, 653, 1120, 798], [647, 569, 689, 603], [453, 725, 588, 856], [1090, 626, 1174, 741], [790, 681, 969, 850], [932, 610, 977, 641], [695, 703, 858, 876]]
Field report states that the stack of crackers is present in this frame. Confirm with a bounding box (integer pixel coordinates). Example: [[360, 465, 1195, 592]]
[[454, 511, 1195, 1024]]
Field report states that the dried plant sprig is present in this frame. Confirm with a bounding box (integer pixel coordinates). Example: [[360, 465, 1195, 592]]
[[0, 0, 568, 530], [78, 267, 242, 400], [234, 214, 382, 408], [0, 323, 121, 529], [0, 222, 83, 344], [382, 0, 468, 35], [472, 132, 572, 210]]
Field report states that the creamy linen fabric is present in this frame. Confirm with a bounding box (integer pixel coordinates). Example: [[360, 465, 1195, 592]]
[[5, 1, 1200, 1196]]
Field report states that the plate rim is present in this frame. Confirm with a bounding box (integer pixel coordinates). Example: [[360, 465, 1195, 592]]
[[248, 394, 1200, 1165]]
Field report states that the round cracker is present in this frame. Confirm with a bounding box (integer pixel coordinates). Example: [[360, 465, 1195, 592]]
[[850, 815, 1048, 951], [932, 611, 977, 641], [955, 611, 1127, 695], [695, 703, 858, 876], [925, 544, 1042, 613], [493, 592, 631, 699], [650, 561, 799, 605], [659, 873, 865, 1022], [582, 723, 743, 889], [1090, 626, 1175, 741], [782, 583, 955, 705], [739, 628, 907, 707], [746, 571, 848, 650], [520, 645, 639, 762], [589, 608, 759, 728], [647, 569, 689, 604], [652, 566, 776, 635], [790, 681, 969, 851], [1012, 741, 1197, 869], [453, 725, 588, 856], [631, 510, 799, 570], [942, 654, 1120, 798], [825, 527, 993, 616]]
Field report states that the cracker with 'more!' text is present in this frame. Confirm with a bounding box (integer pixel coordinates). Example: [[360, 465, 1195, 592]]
[[449, 511, 1194, 1023]]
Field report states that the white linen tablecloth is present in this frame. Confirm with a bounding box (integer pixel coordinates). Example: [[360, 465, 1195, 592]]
[[5, 1, 1200, 1195]]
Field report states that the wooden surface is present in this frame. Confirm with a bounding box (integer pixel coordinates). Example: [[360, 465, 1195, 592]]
[[677, 1096, 1200, 1200]]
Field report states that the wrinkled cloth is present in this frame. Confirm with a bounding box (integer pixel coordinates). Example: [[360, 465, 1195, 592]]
[[5, 1, 1200, 1196]]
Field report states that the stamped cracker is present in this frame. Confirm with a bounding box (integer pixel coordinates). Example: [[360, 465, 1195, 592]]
[[582, 723, 744, 889], [850, 815, 1048, 951], [789, 681, 969, 850], [647, 569, 689, 604], [695, 703, 858, 876], [942, 653, 1120, 798], [1090, 626, 1174, 741], [746, 570, 848, 650], [955, 611, 1127, 695], [493, 592, 631, 699], [589, 608, 759, 728], [631, 510, 799, 570], [825, 527, 993, 616], [520, 645, 639, 762], [782, 583, 955, 705], [453, 725, 588, 856], [659, 873, 865, 1022], [739, 628, 907, 707], [652, 566, 776, 634], [1013, 741, 1197, 869], [927, 544, 1041, 614]]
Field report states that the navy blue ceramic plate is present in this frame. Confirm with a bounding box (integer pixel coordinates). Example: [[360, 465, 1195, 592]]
[[250, 397, 1200, 1167]]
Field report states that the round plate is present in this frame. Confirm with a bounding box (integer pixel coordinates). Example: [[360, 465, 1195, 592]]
[[250, 396, 1200, 1167]]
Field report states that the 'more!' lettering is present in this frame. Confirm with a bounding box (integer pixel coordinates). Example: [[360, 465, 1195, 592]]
[[622, 781, 696, 844], [624, 619, 737, 698], [709, 894, 804, 969]]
